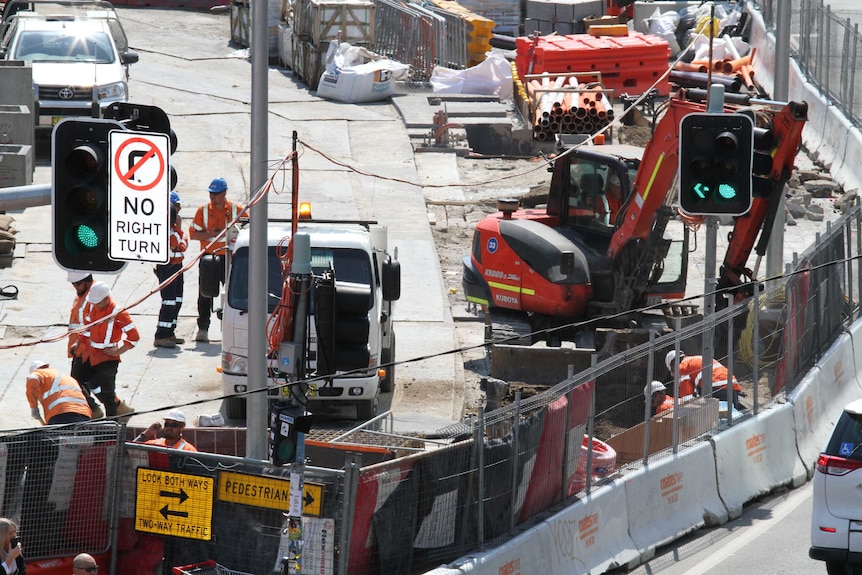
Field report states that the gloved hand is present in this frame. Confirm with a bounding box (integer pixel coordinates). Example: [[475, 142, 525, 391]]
[[30, 407, 41, 420]]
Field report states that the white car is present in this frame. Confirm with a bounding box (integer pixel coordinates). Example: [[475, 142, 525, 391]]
[[0, 8, 138, 128], [810, 398, 862, 574]]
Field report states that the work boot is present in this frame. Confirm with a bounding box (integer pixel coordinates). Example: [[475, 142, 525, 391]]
[[91, 404, 105, 420], [153, 338, 177, 348], [116, 400, 135, 424], [195, 328, 209, 343], [171, 335, 186, 344]]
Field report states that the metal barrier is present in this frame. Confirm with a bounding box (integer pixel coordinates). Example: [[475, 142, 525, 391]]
[[4, 203, 859, 575], [757, 0, 862, 128]]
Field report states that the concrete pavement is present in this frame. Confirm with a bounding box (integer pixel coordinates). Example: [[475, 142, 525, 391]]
[[0, 7, 466, 433]]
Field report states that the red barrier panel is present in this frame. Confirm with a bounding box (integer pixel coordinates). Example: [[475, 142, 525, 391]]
[[518, 395, 569, 521], [348, 459, 414, 575], [515, 32, 671, 97]]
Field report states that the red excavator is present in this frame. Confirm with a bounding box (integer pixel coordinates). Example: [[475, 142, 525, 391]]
[[461, 89, 808, 344]]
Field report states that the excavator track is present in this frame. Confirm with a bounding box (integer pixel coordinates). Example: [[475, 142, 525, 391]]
[[486, 308, 534, 346]]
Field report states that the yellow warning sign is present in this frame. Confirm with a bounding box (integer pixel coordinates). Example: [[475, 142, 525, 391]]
[[135, 468, 214, 540], [218, 471, 324, 516]]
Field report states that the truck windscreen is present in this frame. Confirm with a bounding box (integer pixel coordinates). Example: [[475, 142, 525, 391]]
[[227, 246, 373, 313]]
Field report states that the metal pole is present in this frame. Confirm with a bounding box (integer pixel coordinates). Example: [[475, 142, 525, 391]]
[[509, 390, 521, 533], [584, 355, 596, 494], [642, 330, 656, 465], [753, 279, 761, 416], [338, 454, 361, 575], [766, 0, 791, 287], [476, 406, 485, 549], [246, 0, 270, 460]]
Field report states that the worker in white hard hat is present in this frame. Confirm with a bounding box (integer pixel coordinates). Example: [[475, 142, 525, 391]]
[[74, 282, 137, 419], [133, 409, 197, 451], [644, 380, 672, 417], [66, 269, 104, 417], [665, 349, 744, 409], [26, 360, 91, 425]]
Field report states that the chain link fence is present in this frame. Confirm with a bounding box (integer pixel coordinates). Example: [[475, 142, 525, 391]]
[[757, 0, 862, 126]]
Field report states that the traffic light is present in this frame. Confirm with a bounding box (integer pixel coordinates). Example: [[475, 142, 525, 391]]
[[104, 103, 178, 190], [269, 403, 313, 466], [52, 118, 126, 273], [679, 112, 754, 216], [314, 272, 372, 376]]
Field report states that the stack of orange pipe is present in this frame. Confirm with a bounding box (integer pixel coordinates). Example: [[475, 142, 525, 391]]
[[671, 48, 757, 91]]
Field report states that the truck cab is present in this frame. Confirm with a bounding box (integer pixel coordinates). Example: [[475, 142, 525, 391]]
[[0, 0, 138, 129], [221, 220, 400, 421]]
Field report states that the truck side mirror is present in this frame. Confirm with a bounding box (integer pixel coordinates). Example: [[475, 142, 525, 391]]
[[382, 258, 401, 301]]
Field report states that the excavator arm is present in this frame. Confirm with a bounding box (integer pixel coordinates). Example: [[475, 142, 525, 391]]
[[607, 91, 808, 304]]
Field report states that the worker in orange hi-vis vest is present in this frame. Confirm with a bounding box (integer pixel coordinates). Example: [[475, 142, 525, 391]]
[[189, 177, 246, 344], [66, 270, 103, 417], [133, 409, 197, 452], [76, 282, 138, 419], [644, 380, 674, 417], [26, 360, 91, 425], [665, 350, 744, 410]]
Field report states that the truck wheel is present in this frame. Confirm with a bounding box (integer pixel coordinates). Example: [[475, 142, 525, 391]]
[[380, 331, 396, 393], [356, 395, 378, 420], [226, 396, 246, 420]]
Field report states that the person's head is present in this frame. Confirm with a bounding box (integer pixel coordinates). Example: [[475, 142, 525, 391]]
[[207, 177, 228, 209], [73, 553, 98, 574], [162, 409, 186, 442], [67, 270, 94, 298], [644, 380, 667, 406], [170, 190, 182, 212], [0, 518, 17, 547], [607, 171, 622, 199], [86, 282, 111, 309], [29, 360, 49, 374], [665, 350, 684, 372], [170, 205, 179, 227]]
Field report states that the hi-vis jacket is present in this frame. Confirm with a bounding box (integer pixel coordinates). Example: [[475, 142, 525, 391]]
[[191, 200, 244, 255], [82, 297, 140, 366], [145, 437, 198, 452], [168, 223, 188, 264], [675, 356, 743, 398], [27, 367, 91, 422], [68, 291, 90, 362]]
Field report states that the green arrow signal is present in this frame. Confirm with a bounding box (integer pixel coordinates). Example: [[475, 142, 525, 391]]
[[692, 182, 709, 199]]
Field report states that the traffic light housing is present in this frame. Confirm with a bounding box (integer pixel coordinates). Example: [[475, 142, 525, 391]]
[[314, 272, 372, 376], [104, 103, 178, 190], [269, 403, 313, 466], [679, 112, 754, 216], [52, 118, 126, 273]]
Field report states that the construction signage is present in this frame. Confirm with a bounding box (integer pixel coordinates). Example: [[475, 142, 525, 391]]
[[218, 470, 324, 517], [135, 468, 214, 540]]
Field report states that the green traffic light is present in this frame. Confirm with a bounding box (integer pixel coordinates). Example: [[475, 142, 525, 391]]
[[718, 183, 738, 200], [75, 224, 100, 249]]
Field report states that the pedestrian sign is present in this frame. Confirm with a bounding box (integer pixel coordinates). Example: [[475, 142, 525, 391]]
[[108, 130, 171, 263]]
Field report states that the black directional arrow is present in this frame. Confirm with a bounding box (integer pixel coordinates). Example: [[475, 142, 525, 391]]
[[304, 491, 314, 508], [160, 505, 189, 519], [160, 488, 189, 504]]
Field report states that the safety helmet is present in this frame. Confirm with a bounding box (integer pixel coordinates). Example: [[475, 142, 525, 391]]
[[170, 190, 182, 205], [67, 270, 91, 283], [86, 281, 111, 304], [29, 360, 49, 373], [207, 177, 228, 193], [644, 380, 666, 398], [164, 409, 186, 424], [665, 350, 685, 371]]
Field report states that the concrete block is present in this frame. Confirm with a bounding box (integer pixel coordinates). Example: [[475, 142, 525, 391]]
[[525, 0, 557, 23], [0, 145, 34, 188], [0, 105, 34, 148], [0, 61, 34, 108]]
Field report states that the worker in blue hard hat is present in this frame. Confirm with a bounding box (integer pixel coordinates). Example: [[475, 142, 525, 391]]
[[154, 190, 189, 348], [189, 178, 246, 343]]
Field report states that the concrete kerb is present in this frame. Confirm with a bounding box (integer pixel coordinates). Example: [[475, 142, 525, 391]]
[[710, 404, 807, 519], [624, 442, 727, 564]]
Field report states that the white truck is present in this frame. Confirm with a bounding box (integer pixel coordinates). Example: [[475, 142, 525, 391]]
[[220, 220, 400, 420]]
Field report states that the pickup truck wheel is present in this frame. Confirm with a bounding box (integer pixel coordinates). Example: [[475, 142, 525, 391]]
[[226, 396, 246, 420], [356, 395, 378, 420], [380, 331, 396, 393]]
